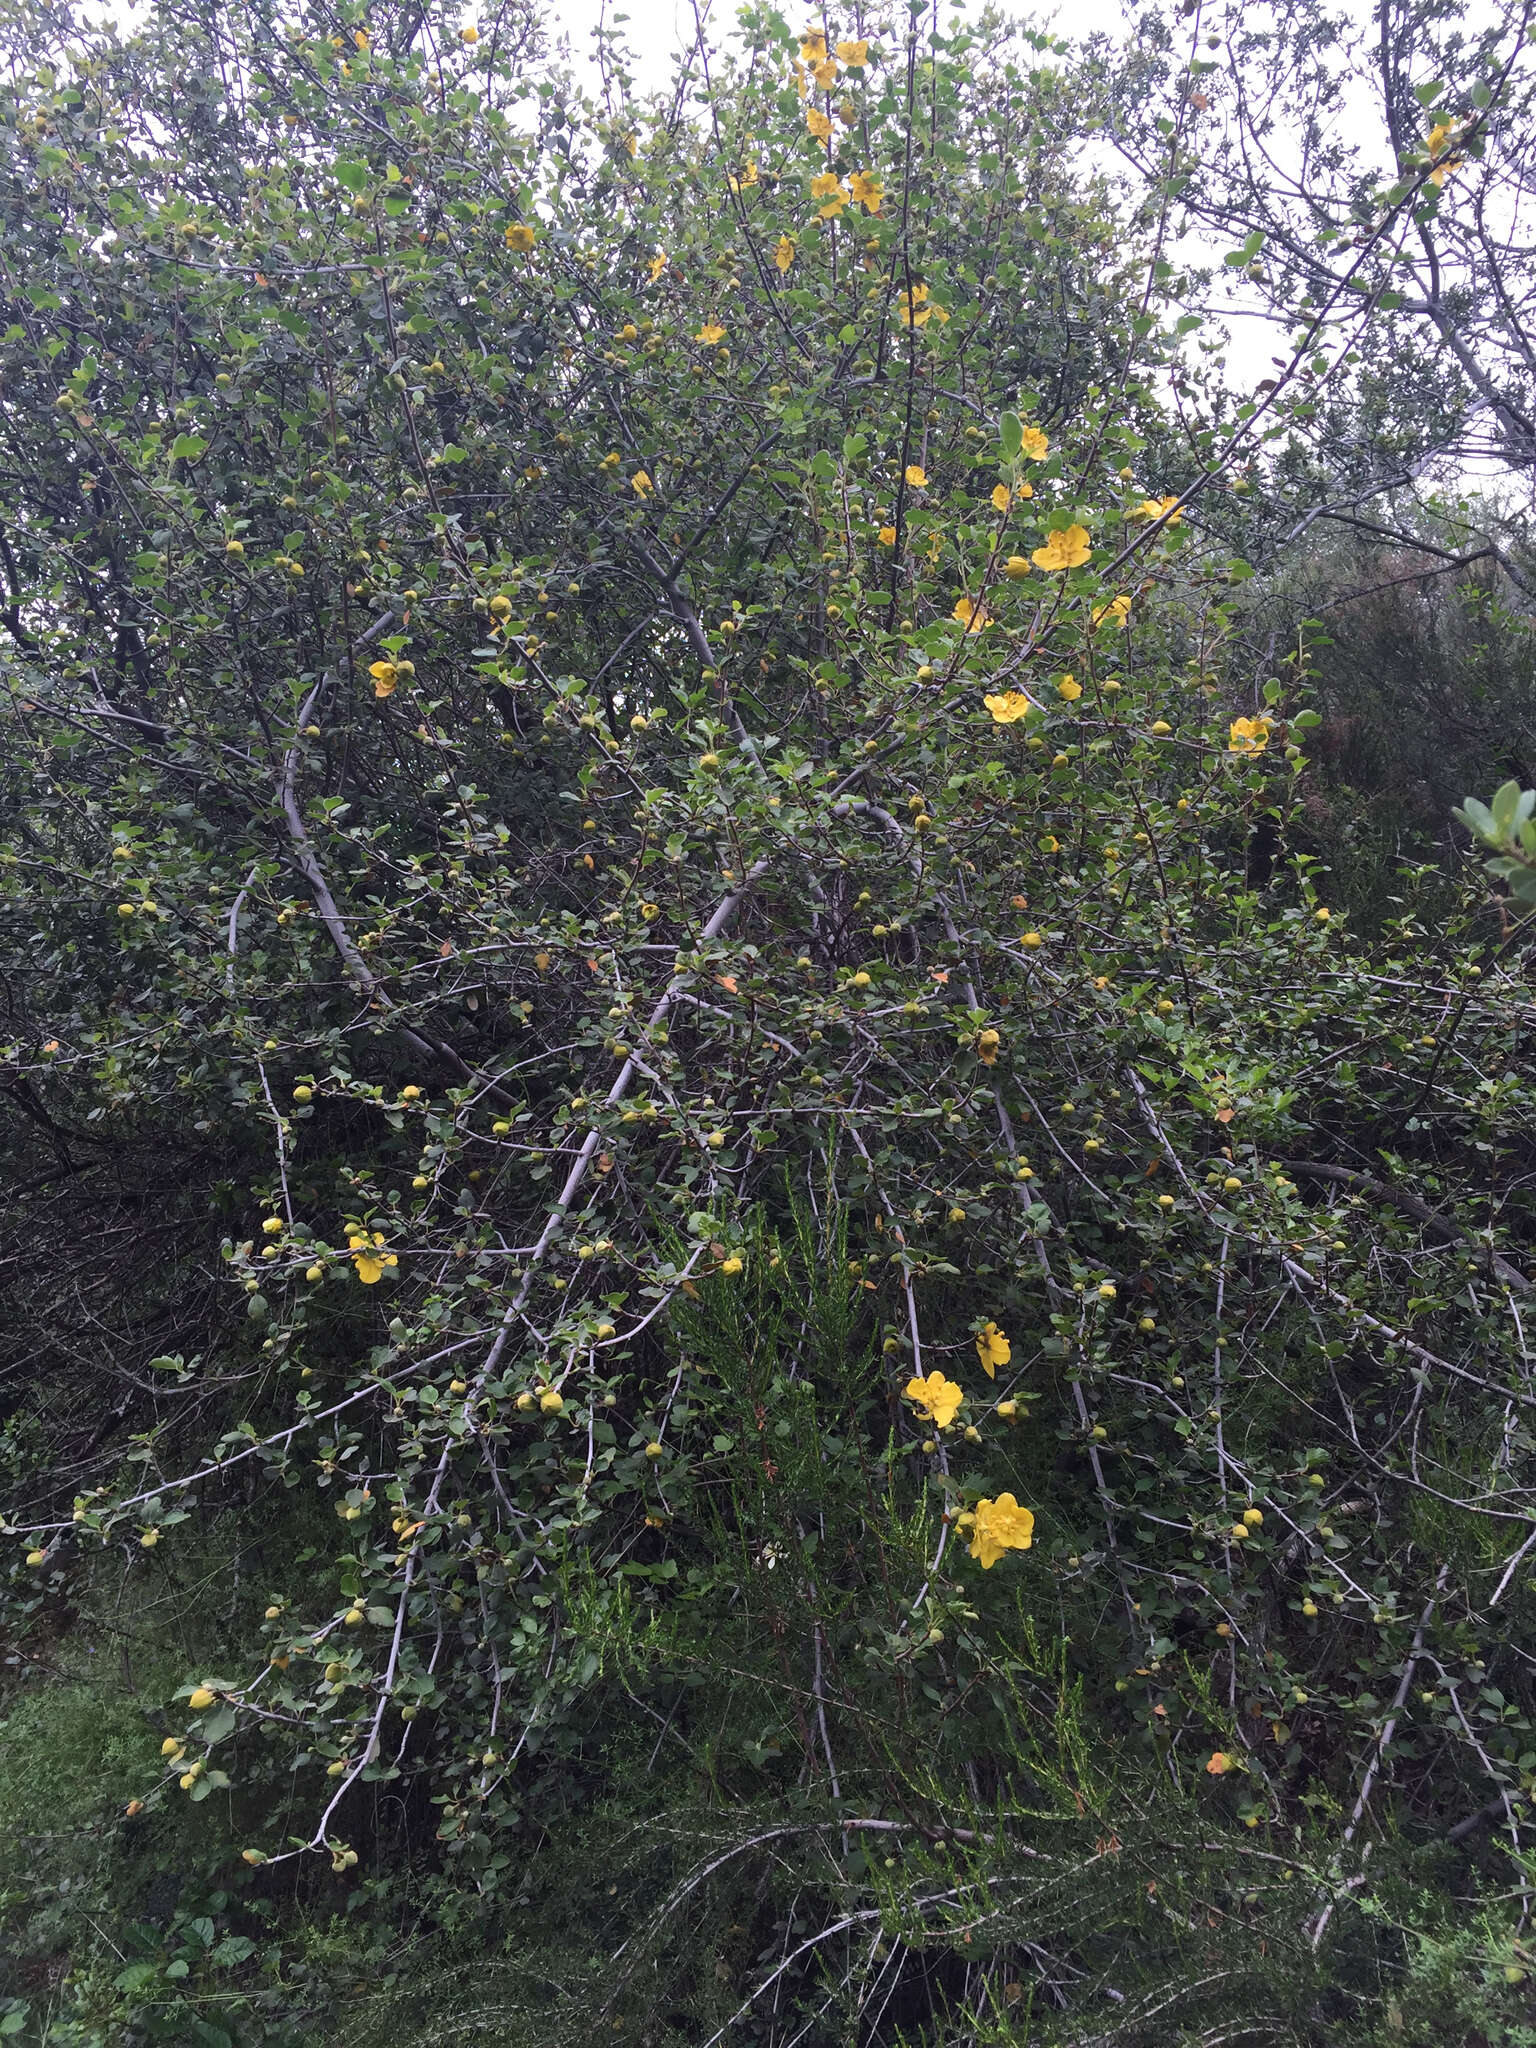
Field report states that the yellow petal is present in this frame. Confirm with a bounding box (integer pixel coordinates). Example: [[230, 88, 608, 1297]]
[[984, 691, 1034, 725]]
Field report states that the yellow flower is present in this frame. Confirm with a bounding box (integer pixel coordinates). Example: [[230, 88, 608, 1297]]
[[504, 222, 536, 252], [695, 322, 726, 345], [877, 524, 897, 547], [1206, 1750, 1235, 1776], [1002, 555, 1030, 580], [976, 1029, 1001, 1067], [631, 470, 654, 498], [968, 1492, 1035, 1568], [368, 660, 398, 699], [728, 161, 759, 191], [1019, 425, 1049, 460], [1426, 121, 1463, 185], [647, 250, 668, 282], [812, 55, 838, 87], [952, 595, 990, 633], [460, 22, 479, 41], [905, 1371, 964, 1429], [991, 482, 1012, 514], [904, 464, 927, 489], [1129, 494, 1183, 524], [1031, 525, 1092, 571], [800, 28, 828, 61], [1093, 594, 1132, 628], [975, 1321, 1011, 1377], [810, 171, 847, 216], [836, 37, 869, 63], [349, 1231, 398, 1285], [849, 169, 883, 213], [623, 131, 638, 158], [773, 234, 797, 273], [896, 282, 948, 328], [1057, 674, 1082, 701], [984, 690, 1034, 724], [806, 106, 833, 141], [1228, 715, 1272, 755]]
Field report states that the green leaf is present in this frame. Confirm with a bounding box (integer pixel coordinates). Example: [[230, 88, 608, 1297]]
[[999, 410, 1023, 462], [334, 159, 370, 192], [169, 433, 207, 461], [1490, 779, 1526, 836], [1454, 797, 1496, 837]]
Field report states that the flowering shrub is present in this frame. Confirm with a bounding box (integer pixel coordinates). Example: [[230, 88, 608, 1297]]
[[1, 0, 1533, 2039]]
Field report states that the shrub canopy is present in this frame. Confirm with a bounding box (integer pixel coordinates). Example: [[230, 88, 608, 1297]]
[[2, 0, 1535, 2041]]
